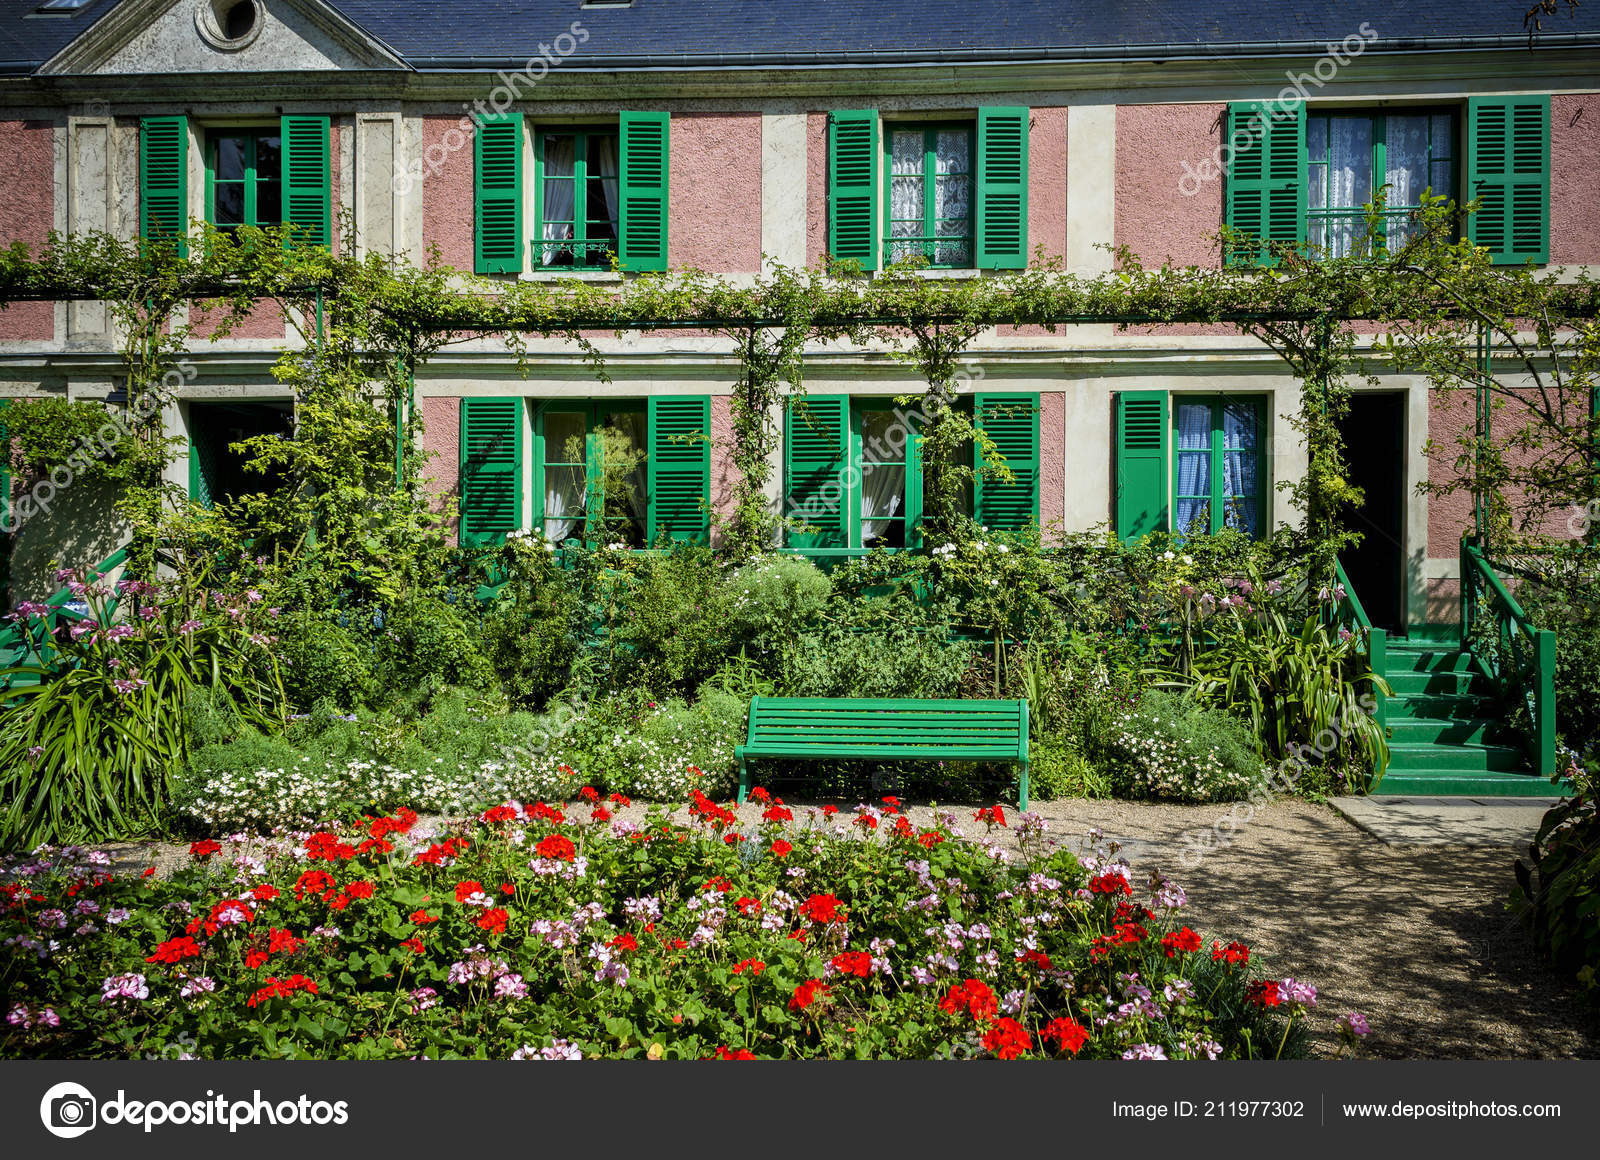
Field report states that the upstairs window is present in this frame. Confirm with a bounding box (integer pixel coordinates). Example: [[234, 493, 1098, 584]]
[[536, 127, 621, 269], [886, 124, 973, 268], [207, 128, 281, 232], [1307, 111, 1456, 256]]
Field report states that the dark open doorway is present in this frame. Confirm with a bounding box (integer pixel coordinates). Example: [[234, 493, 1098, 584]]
[[188, 401, 294, 508], [1336, 392, 1406, 633]]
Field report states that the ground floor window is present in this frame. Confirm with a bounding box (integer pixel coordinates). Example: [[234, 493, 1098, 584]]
[[535, 401, 647, 547], [1173, 397, 1265, 537], [187, 400, 293, 508]]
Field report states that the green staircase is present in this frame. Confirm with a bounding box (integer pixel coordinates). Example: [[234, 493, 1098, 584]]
[[1377, 640, 1555, 796]]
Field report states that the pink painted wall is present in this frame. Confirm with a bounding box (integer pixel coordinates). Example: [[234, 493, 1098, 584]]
[[1551, 93, 1600, 266], [1028, 108, 1068, 266], [0, 120, 56, 342], [709, 393, 740, 546], [1039, 390, 1066, 536], [806, 112, 828, 269], [422, 115, 474, 272], [190, 298, 286, 340], [1115, 103, 1225, 269], [419, 395, 461, 544], [669, 114, 762, 272]]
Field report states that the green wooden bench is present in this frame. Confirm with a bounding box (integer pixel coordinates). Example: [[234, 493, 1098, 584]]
[[735, 696, 1031, 809]]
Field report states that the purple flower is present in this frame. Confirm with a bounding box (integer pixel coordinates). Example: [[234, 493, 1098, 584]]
[[100, 972, 150, 1003], [1338, 1011, 1370, 1038], [1278, 977, 1318, 1008], [179, 976, 216, 999], [1122, 1043, 1169, 1061]]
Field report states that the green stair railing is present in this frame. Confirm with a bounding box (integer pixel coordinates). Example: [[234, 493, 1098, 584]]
[[1460, 536, 1558, 777], [1334, 557, 1390, 782]]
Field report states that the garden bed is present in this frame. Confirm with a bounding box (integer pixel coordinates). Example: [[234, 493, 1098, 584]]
[[1, 791, 1325, 1061]]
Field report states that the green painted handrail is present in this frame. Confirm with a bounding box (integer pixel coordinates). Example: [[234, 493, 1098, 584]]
[[1334, 557, 1389, 785], [1460, 536, 1557, 777]]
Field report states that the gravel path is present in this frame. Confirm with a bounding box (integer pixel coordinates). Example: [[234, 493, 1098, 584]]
[[96, 796, 1600, 1060]]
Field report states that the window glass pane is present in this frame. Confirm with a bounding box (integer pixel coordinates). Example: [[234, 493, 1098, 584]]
[[586, 134, 619, 250], [254, 134, 281, 181], [1176, 403, 1212, 451], [543, 466, 585, 543], [1307, 115, 1327, 163], [214, 136, 246, 182], [1223, 452, 1260, 535], [890, 130, 924, 176], [543, 135, 575, 177], [890, 176, 922, 231], [1327, 115, 1372, 209], [214, 183, 244, 227], [934, 130, 968, 175], [599, 410, 645, 545], [859, 410, 907, 463], [1308, 163, 1327, 211], [861, 463, 906, 547], [1428, 159, 1454, 201], [1222, 402, 1258, 450], [1385, 115, 1429, 208], [544, 412, 586, 464], [1174, 495, 1210, 535], [934, 175, 969, 226], [1430, 113, 1455, 160], [255, 180, 281, 227]]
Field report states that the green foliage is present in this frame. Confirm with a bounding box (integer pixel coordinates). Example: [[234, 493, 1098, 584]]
[[1104, 690, 1264, 803], [276, 612, 373, 713], [0, 572, 286, 847], [717, 553, 832, 654], [1028, 735, 1112, 800], [0, 397, 162, 490], [374, 597, 493, 695], [479, 537, 583, 710], [777, 592, 973, 699], [1514, 764, 1600, 991], [571, 546, 727, 697], [1515, 559, 1600, 757]]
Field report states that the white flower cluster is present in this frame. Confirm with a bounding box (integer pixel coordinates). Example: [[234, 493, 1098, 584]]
[[1109, 716, 1259, 804], [180, 754, 583, 831], [598, 726, 737, 801]]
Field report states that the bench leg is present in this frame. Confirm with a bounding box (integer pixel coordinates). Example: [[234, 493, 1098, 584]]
[[1018, 762, 1029, 813], [737, 755, 750, 805]]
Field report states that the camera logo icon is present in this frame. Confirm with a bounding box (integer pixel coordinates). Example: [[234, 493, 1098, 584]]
[[39, 1082, 97, 1139]]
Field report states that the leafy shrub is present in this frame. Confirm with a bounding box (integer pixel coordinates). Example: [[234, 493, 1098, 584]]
[[550, 689, 742, 800], [479, 537, 582, 710], [374, 598, 493, 694], [0, 807, 1319, 1060], [277, 613, 373, 712], [0, 572, 285, 847], [574, 547, 727, 697], [778, 591, 973, 698], [1029, 736, 1112, 800], [1514, 759, 1600, 988], [1519, 586, 1600, 756], [1105, 691, 1264, 803], [716, 553, 831, 657]]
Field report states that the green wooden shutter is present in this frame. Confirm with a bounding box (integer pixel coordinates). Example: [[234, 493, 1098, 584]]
[[474, 112, 524, 274], [140, 115, 189, 256], [1466, 95, 1550, 266], [647, 395, 710, 544], [459, 398, 524, 548], [976, 107, 1029, 270], [188, 411, 218, 509], [785, 395, 850, 549], [281, 115, 331, 249], [1224, 101, 1305, 266], [619, 111, 669, 272], [828, 110, 879, 271], [1115, 391, 1169, 541], [974, 392, 1039, 531]]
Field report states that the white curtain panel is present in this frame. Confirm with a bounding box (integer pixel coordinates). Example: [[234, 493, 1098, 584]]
[[1175, 403, 1212, 534], [540, 136, 576, 264]]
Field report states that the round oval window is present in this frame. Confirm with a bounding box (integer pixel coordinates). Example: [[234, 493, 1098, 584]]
[[224, 1, 255, 40], [196, 0, 264, 51]]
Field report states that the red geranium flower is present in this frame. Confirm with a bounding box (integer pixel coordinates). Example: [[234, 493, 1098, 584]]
[[1161, 926, 1203, 958], [535, 834, 577, 862], [251, 884, 280, 902], [1042, 1018, 1090, 1055], [703, 876, 733, 894], [982, 1017, 1032, 1060], [345, 881, 374, 901], [789, 979, 830, 1012], [608, 793, 631, 808], [579, 786, 600, 803], [189, 840, 222, 861], [798, 893, 841, 924], [735, 896, 762, 916], [304, 832, 356, 861], [770, 839, 793, 858], [1016, 949, 1053, 972], [974, 805, 1008, 828], [455, 880, 487, 905], [1212, 939, 1251, 967], [762, 804, 793, 824], [475, 908, 509, 935], [479, 805, 518, 825], [247, 974, 318, 1007], [829, 951, 872, 978], [1246, 980, 1281, 1009], [609, 933, 639, 953], [399, 938, 425, 955], [146, 936, 202, 965], [591, 806, 612, 824], [918, 830, 946, 849], [1088, 870, 1132, 896], [526, 802, 566, 825], [294, 870, 335, 900], [409, 909, 438, 924], [732, 959, 765, 975], [715, 1046, 757, 1059], [939, 979, 999, 1024]]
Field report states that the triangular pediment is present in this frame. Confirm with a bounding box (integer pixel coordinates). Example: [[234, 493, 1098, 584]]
[[40, 0, 408, 75]]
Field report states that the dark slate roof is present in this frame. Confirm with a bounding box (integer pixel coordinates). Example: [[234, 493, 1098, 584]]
[[3, 0, 1599, 74], [0, 0, 118, 72], [330, 0, 1600, 65]]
